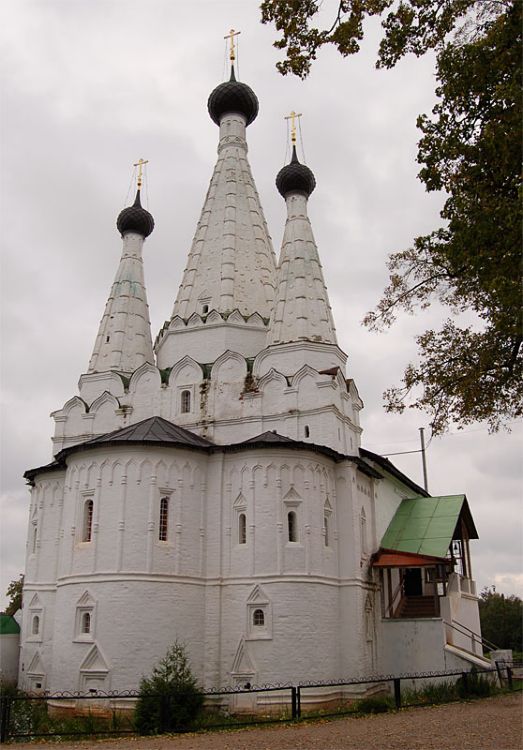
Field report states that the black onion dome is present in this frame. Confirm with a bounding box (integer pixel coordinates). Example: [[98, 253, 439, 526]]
[[207, 66, 259, 126], [116, 190, 155, 238], [276, 146, 316, 198]]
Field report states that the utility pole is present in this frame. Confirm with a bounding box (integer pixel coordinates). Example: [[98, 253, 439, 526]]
[[419, 427, 429, 493]]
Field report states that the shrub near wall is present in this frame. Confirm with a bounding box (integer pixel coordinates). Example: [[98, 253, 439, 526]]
[[134, 642, 203, 735]]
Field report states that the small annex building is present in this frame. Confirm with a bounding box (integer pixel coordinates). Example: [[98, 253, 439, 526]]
[[0, 614, 21, 684], [18, 54, 489, 698]]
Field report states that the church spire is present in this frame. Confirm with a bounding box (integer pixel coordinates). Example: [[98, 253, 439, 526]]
[[267, 129, 337, 346], [87, 167, 155, 375], [156, 40, 276, 365], [172, 63, 274, 319]]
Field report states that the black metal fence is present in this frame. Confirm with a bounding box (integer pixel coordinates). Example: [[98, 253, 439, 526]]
[[0, 662, 518, 744]]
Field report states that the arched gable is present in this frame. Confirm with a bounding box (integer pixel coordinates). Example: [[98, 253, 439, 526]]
[[227, 309, 245, 325], [187, 312, 203, 328], [128, 363, 161, 394], [210, 350, 246, 382], [245, 312, 265, 328], [168, 356, 203, 388], [90, 391, 120, 433], [205, 309, 223, 324], [168, 315, 186, 331], [290, 364, 319, 389]]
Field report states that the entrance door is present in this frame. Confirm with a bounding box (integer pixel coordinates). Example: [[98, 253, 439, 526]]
[[403, 568, 423, 596]]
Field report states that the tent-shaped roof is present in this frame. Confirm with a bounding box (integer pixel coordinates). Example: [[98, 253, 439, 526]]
[[79, 416, 213, 449], [379, 495, 478, 560]]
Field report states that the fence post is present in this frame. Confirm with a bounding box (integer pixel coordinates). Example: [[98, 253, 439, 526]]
[[0, 694, 11, 744], [495, 660, 503, 686], [506, 666, 513, 691], [393, 678, 401, 709], [291, 687, 297, 719], [297, 686, 301, 719], [461, 672, 468, 696]]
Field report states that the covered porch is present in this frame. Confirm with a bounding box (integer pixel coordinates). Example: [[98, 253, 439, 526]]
[[372, 495, 479, 624]]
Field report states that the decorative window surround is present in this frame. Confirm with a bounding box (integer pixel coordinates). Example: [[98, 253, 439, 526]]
[[74, 591, 95, 642], [80, 494, 94, 543], [233, 492, 247, 546], [180, 389, 192, 414], [246, 585, 272, 640], [159, 496, 169, 541]]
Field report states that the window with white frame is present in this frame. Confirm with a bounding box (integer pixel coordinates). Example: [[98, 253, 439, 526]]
[[324, 514, 330, 546], [323, 499, 333, 547], [180, 389, 191, 414], [287, 510, 298, 542], [74, 592, 95, 642], [246, 585, 272, 640], [360, 507, 368, 556], [238, 512, 247, 545], [31, 614, 40, 635], [83, 498, 94, 542], [81, 611, 91, 634], [159, 496, 169, 541]]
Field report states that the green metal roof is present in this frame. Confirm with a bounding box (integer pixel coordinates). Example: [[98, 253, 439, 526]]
[[380, 495, 478, 559], [0, 614, 20, 635]]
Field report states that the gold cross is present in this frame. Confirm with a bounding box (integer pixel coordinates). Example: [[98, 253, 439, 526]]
[[224, 28, 241, 62], [133, 158, 148, 190], [284, 111, 302, 145]]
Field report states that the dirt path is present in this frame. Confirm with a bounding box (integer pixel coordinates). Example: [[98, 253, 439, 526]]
[[9, 693, 522, 750]]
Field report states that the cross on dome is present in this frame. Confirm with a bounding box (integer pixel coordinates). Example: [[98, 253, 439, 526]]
[[284, 110, 302, 146], [133, 158, 148, 191], [224, 28, 240, 63]]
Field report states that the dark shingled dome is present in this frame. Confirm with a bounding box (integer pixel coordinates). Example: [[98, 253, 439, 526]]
[[276, 146, 316, 198], [207, 66, 259, 126], [116, 190, 155, 238]]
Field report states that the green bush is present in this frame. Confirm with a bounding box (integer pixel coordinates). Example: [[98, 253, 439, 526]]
[[134, 642, 203, 735]]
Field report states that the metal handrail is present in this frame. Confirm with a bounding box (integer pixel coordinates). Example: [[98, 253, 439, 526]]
[[443, 619, 499, 652]]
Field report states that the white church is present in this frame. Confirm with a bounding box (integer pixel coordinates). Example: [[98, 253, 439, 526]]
[[18, 52, 488, 697]]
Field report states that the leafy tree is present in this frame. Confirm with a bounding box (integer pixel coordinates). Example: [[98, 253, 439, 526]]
[[4, 574, 24, 616], [261, 0, 522, 434], [134, 641, 203, 735], [479, 587, 523, 653]]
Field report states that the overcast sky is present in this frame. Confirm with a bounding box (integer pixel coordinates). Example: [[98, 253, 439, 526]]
[[1, 0, 521, 609]]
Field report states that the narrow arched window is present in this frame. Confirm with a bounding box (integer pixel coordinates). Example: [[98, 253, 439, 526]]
[[82, 612, 91, 634], [304, 425, 310, 438], [159, 497, 169, 541], [83, 499, 93, 542], [360, 508, 368, 555], [288, 511, 298, 542], [32, 615, 40, 635], [32, 525, 38, 553], [238, 513, 246, 544], [253, 609, 265, 626], [202, 304, 209, 314], [181, 390, 191, 414], [324, 515, 329, 547]]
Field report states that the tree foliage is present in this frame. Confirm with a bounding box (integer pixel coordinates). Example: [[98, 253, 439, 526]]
[[479, 587, 523, 653], [260, 0, 501, 76], [134, 642, 203, 735], [261, 0, 522, 433], [4, 574, 24, 616]]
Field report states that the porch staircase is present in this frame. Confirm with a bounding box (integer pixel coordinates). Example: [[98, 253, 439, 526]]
[[396, 595, 438, 618]]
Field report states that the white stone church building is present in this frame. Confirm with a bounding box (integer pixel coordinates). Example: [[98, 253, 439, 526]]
[[19, 64, 488, 695]]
